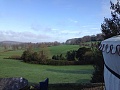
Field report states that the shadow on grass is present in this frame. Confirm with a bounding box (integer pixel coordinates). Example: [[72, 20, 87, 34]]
[[49, 83, 84, 90], [76, 79, 90, 83], [28, 82, 104, 90], [46, 69, 93, 74]]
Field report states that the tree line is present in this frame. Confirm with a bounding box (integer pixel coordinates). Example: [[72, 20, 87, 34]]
[[1, 41, 61, 50], [65, 33, 103, 45]]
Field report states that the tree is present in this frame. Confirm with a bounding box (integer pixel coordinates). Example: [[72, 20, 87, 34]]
[[66, 50, 76, 61], [39, 44, 50, 59], [12, 45, 19, 50], [76, 47, 90, 61], [101, 0, 120, 39], [3, 45, 8, 50], [21, 49, 33, 62], [91, 0, 120, 83], [31, 52, 39, 61], [52, 55, 57, 60]]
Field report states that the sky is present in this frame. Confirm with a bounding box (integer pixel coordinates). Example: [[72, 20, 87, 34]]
[[0, 0, 117, 43]]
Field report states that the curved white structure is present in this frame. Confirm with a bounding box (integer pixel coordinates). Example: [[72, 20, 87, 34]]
[[99, 35, 120, 90]]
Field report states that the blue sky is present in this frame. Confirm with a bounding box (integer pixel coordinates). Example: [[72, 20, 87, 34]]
[[0, 0, 117, 43]]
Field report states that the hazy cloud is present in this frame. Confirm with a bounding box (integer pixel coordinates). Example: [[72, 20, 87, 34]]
[[30, 22, 100, 42], [80, 29, 101, 37], [0, 30, 51, 42], [0, 25, 101, 42], [69, 18, 79, 23], [31, 24, 55, 33]]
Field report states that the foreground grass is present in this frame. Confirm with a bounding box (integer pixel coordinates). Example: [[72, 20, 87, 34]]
[[0, 59, 93, 84], [0, 45, 94, 84]]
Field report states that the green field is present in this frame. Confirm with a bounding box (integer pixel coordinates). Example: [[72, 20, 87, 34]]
[[0, 45, 94, 84], [35, 45, 80, 58], [1, 45, 80, 58], [48, 45, 80, 56]]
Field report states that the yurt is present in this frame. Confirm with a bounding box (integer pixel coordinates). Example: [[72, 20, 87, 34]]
[[99, 35, 120, 90]]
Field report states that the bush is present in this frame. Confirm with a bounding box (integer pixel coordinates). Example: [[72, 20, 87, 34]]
[[21, 50, 48, 63], [21, 47, 95, 65], [40, 59, 95, 66], [91, 49, 104, 83], [66, 50, 76, 61], [21, 50, 33, 62], [84, 51, 94, 64], [52, 47, 95, 65], [76, 47, 90, 61], [39, 59, 75, 65], [52, 54, 65, 60]]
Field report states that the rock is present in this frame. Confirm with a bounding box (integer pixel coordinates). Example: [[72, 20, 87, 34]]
[[0, 77, 28, 90]]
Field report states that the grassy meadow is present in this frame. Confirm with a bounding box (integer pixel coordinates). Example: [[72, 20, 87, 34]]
[[0, 45, 94, 84], [35, 44, 80, 58]]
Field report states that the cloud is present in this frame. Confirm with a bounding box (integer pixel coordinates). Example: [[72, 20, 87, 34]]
[[69, 19, 79, 23], [79, 28, 101, 37], [76, 24, 101, 37], [0, 28, 80, 42], [30, 22, 100, 42], [54, 29, 82, 40], [68, 18, 80, 26], [0, 26, 101, 43], [31, 24, 54, 33], [0, 30, 51, 42]]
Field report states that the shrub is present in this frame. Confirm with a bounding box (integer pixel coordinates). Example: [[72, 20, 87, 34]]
[[91, 49, 104, 83], [21, 50, 33, 62], [76, 47, 90, 61], [84, 51, 94, 64], [21, 50, 48, 64], [66, 50, 76, 61], [52, 54, 65, 60], [44, 60, 75, 65]]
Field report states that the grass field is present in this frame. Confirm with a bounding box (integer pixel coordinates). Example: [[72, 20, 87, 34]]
[[0, 45, 80, 58], [0, 59, 93, 84], [0, 45, 94, 84], [48, 45, 80, 56], [35, 45, 80, 58]]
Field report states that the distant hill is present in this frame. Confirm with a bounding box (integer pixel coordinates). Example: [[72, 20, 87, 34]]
[[0, 41, 23, 45]]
